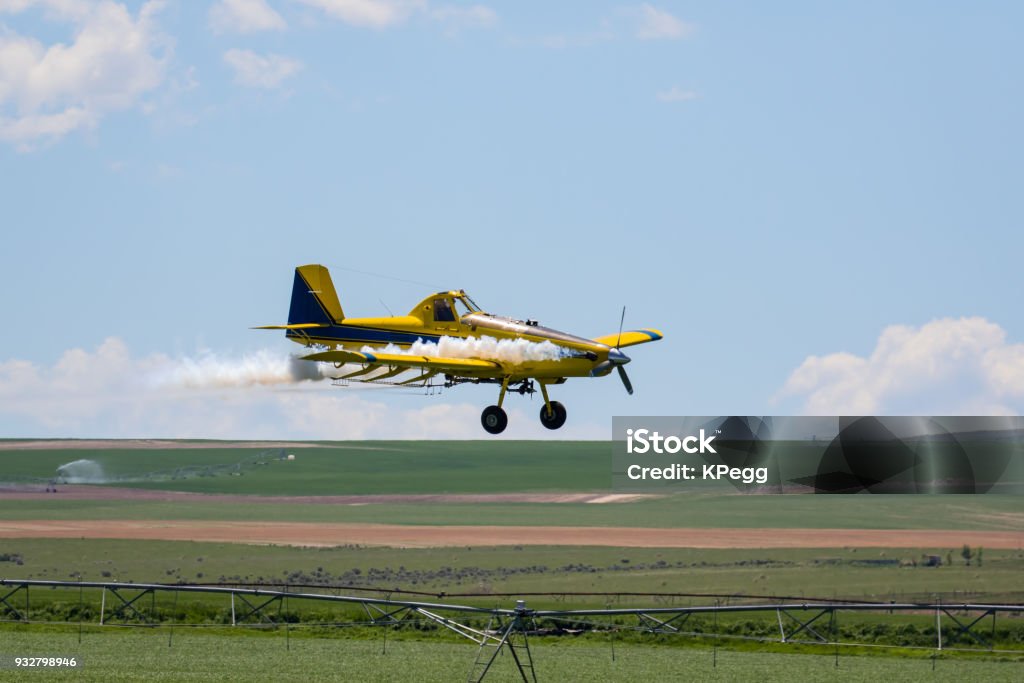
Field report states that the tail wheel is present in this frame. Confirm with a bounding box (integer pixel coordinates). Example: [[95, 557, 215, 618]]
[[481, 405, 508, 434], [539, 401, 567, 430]]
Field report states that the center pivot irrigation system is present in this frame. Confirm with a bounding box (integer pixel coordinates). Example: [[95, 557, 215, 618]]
[[1, 579, 1020, 683]]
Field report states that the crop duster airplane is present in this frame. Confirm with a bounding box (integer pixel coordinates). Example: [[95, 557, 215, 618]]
[[257, 265, 663, 434]]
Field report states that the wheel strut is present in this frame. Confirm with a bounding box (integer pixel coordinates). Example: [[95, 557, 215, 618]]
[[497, 376, 510, 409], [537, 382, 567, 430]]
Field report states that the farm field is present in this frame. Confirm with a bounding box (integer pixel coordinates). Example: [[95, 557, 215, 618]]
[[2, 439, 1018, 499], [2, 539, 1022, 605], [0, 627, 1021, 683], [1, 441, 1021, 534], [1, 439, 1021, 678], [1, 441, 1021, 605], [0, 441, 612, 495], [2, 492, 1023, 532]]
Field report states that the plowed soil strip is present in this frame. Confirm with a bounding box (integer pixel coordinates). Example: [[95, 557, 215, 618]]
[[0, 521, 1020, 549], [0, 487, 652, 504]]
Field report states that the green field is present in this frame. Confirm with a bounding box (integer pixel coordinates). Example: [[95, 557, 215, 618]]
[[2, 442, 1020, 533], [2, 492, 1023, 531], [3, 539, 1022, 605], [5, 439, 1021, 496], [0, 627, 1019, 682], [0, 442, 612, 494], [1, 441, 1021, 605]]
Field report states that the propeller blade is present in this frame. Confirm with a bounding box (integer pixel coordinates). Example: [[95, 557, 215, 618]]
[[616, 306, 626, 349], [617, 365, 634, 395]]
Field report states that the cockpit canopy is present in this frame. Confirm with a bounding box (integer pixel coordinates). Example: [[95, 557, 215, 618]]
[[453, 291, 482, 317], [414, 290, 484, 323]]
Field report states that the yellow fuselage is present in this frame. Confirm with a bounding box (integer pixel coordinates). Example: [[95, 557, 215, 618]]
[[286, 291, 617, 383]]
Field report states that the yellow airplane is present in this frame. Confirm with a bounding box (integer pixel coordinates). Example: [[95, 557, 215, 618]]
[[258, 264, 663, 434]]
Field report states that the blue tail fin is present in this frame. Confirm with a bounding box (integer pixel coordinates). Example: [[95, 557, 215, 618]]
[[288, 264, 345, 325]]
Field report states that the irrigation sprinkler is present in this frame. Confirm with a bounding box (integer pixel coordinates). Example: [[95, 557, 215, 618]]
[[0, 579, 1020, 682]]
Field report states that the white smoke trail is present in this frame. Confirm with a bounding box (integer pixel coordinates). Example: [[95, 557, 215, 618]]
[[152, 350, 326, 389], [362, 335, 567, 364], [152, 336, 565, 390]]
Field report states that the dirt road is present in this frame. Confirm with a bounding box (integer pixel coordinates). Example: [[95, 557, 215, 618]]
[[1, 520, 1018, 549]]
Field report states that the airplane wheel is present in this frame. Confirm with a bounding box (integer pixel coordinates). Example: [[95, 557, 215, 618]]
[[539, 401, 567, 430], [481, 405, 508, 434]]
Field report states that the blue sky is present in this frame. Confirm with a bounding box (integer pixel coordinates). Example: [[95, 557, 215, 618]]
[[1, 1, 1022, 438]]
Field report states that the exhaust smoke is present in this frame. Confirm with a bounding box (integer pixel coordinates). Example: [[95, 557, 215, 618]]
[[152, 350, 327, 389], [362, 335, 566, 364]]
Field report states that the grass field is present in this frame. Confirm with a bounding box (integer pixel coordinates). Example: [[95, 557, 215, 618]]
[[0, 442, 612, 494], [0, 627, 1020, 682], [3, 539, 1021, 605], [2, 441, 1020, 531], [4, 439, 1020, 496], [2, 493, 1022, 531]]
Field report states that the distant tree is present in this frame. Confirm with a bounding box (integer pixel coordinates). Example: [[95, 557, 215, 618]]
[[977, 547, 984, 567], [946, 551, 953, 567], [961, 544, 974, 566]]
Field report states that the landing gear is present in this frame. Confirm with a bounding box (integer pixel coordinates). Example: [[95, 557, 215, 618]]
[[478, 377, 568, 434], [479, 377, 515, 435], [481, 405, 508, 434], [539, 401, 567, 430]]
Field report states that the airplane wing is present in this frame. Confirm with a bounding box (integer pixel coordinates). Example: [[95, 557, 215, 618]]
[[301, 350, 501, 372], [591, 329, 664, 348]]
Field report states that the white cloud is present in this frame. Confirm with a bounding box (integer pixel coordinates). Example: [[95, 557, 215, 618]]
[[291, 0, 423, 28], [0, 106, 94, 146], [984, 343, 1024, 397], [656, 86, 699, 102], [209, 0, 287, 34], [633, 3, 691, 41], [0, 0, 90, 21], [293, 0, 496, 31], [776, 317, 1024, 415], [0, 0, 169, 147], [223, 48, 302, 88], [0, 338, 599, 439]]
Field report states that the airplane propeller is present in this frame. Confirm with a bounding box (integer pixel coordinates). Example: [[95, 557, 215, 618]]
[[612, 305, 634, 395], [616, 306, 625, 350], [617, 364, 633, 395]]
